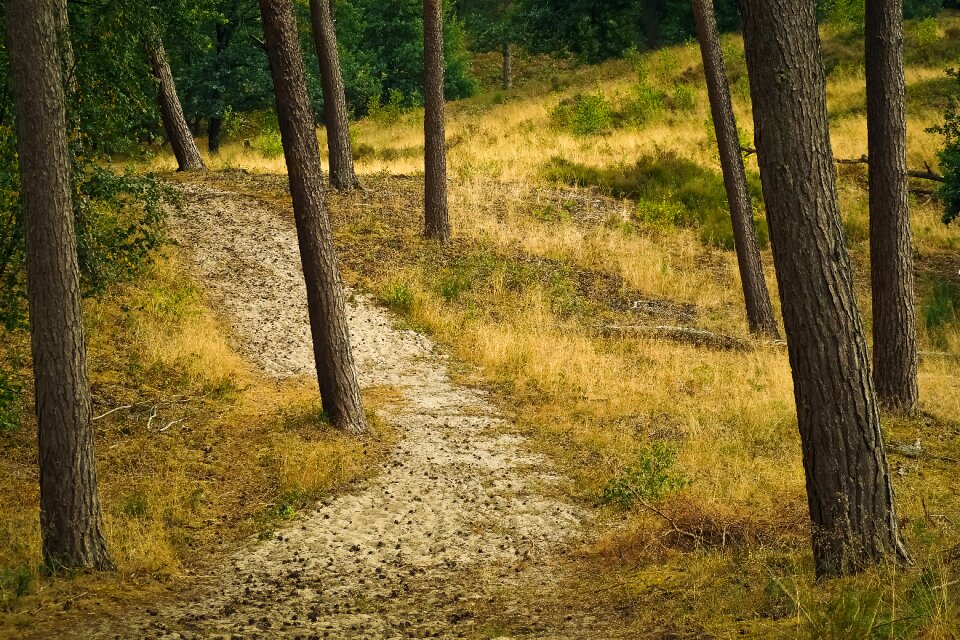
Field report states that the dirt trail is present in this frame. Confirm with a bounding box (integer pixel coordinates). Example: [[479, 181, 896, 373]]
[[76, 183, 625, 639]]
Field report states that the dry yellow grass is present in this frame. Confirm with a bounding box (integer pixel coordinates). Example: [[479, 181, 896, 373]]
[[0, 254, 394, 634], [53, 13, 960, 637]]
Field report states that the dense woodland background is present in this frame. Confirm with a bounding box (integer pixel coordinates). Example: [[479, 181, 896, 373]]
[[1, 0, 959, 637]]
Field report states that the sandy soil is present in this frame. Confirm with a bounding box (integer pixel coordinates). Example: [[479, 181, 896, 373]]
[[69, 183, 638, 639]]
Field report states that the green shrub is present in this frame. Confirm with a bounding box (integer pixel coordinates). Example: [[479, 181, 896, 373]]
[[543, 151, 769, 250], [367, 88, 411, 124], [383, 282, 415, 312], [0, 363, 22, 433], [601, 443, 689, 509], [931, 67, 960, 225], [251, 130, 285, 158], [635, 197, 685, 228], [0, 565, 32, 608], [551, 92, 614, 136], [437, 270, 471, 303], [670, 82, 697, 113], [923, 278, 959, 347], [622, 82, 666, 126]]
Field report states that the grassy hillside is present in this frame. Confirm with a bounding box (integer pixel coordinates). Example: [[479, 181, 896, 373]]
[[158, 16, 960, 637], [4, 13, 958, 639]]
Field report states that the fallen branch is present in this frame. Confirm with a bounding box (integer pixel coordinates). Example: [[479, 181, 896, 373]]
[[887, 441, 958, 464], [606, 325, 960, 363], [92, 405, 133, 421], [602, 324, 784, 352], [637, 498, 701, 546], [740, 147, 944, 182], [159, 418, 186, 433]]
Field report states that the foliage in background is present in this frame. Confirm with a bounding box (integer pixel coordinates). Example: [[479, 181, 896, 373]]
[[0, 4, 173, 432], [932, 67, 960, 225], [601, 443, 689, 509], [544, 151, 768, 250]]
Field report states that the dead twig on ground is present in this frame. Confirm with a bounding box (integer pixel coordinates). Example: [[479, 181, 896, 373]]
[[741, 147, 945, 182]]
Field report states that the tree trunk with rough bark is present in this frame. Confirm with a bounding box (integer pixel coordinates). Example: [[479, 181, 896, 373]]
[[866, 0, 918, 414], [423, 0, 450, 241], [208, 116, 222, 154], [309, 0, 360, 190], [52, 0, 75, 91], [6, 0, 114, 571], [692, 0, 779, 338], [502, 40, 512, 90], [147, 32, 206, 171], [643, 0, 661, 49], [739, 0, 909, 579], [258, 0, 368, 435]]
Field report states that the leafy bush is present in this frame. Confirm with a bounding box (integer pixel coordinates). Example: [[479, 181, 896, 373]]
[[383, 283, 415, 312], [931, 67, 960, 225], [367, 88, 413, 125], [570, 93, 614, 136], [670, 82, 697, 113], [437, 271, 471, 302], [74, 167, 170, 297], [250, 130, 285, 158], [551, 92, 614, 136], [601, 444, 689, 509], [635, 197, 685, 229], [923, 278, 959, 347], [0, 363, 22, 433], [335, 0, 475, 115], [622, 82, 666, 126]]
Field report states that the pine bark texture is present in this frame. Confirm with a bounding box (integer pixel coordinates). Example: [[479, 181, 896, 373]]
[[691, 0, 779, 338], [739, 0, 908, 578], [147, 33, 206, 171], [309, 0, 360, 190], [6, 0, 114, 571], [259, 0, 368, 435], [423, 0, 450, 241], [866, 0, 918, 413], [52, 0, 75, 91], [208, 116, 223, 154]]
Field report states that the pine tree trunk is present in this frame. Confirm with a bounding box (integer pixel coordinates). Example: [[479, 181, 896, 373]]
[[52, 0, 75, 91], [643, 0, 661, 49], [739, 0, 908, 579], [866, 0, 918, 414], [502, 40, 512, 90], [308, 0, 360, 190], [259, 0, 368, 435], [208, 116, 223, 154], [6, 0, 114, 571], [147, 33, 206, 171], [423, 0, 450, 241], [692, 0, 779, 338]]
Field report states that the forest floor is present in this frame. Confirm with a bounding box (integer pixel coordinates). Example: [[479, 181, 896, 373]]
[[66, 181, 659, 640]]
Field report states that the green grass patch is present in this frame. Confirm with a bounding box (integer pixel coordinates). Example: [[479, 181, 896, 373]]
[[543, 151, 769, 250]]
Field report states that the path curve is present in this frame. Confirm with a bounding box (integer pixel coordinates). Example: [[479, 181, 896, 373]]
[[81, 183, 598, 639]]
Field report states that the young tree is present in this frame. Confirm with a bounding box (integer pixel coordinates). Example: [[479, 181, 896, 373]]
[[6, 0, 114, 570], [501, 40, 512, 89], [423, 0, 450, 241], [309, 0, 360, 190], [866, 0, 918, 413], [147, 30, 206, 171], [691, 0, 779, 337], [739, 0, 908, 578], [258, 0, 368, 435]]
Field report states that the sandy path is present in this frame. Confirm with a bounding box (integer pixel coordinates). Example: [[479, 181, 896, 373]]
[[79, 183, 607, 639]]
